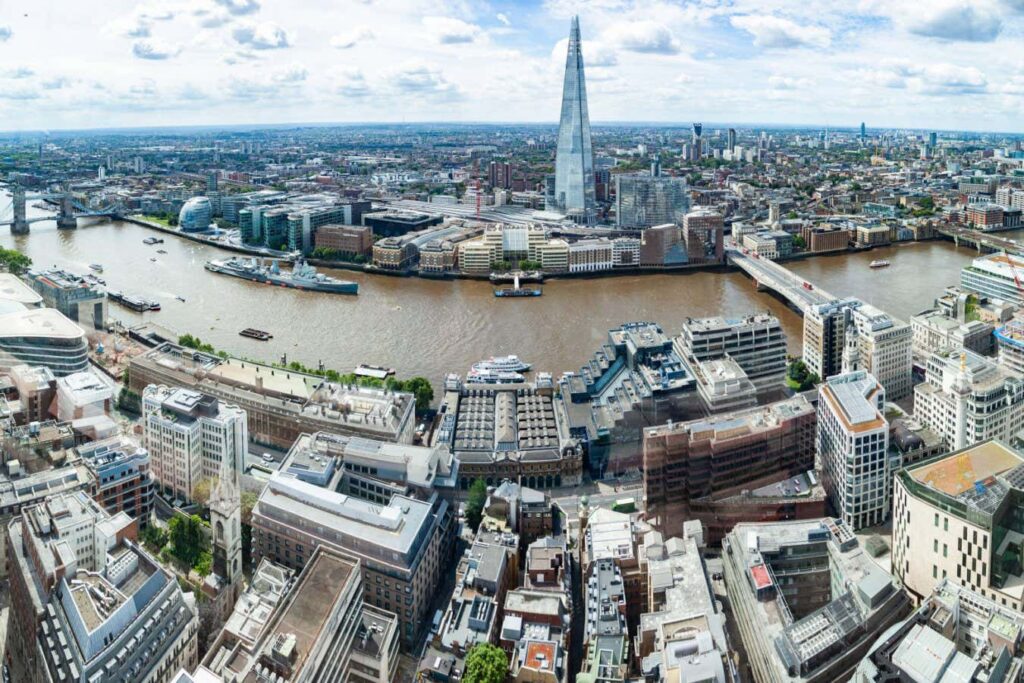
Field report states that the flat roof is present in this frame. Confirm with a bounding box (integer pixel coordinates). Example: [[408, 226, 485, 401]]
[[0, 307, 84, 340], [0, 273, 43, 305], [907, 441, 1024, 496], [269, 550, 356, 676]]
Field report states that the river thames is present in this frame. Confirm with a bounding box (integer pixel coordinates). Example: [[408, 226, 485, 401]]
[[0, 209, 990, 388]]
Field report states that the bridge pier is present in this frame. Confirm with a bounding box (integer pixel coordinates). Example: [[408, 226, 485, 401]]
[[56, 194, 77, 229], [10, 187, 28, 234]]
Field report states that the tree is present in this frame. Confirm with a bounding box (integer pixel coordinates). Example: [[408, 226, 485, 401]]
[[463, 643, 508, 683], [403, 376, 435, 413], [169, 514, 208, 568], [178, 333, 216, 354], [792, 235, 806, 250], [786, 359, 819, 392], [0, 246, 31, 275], [191, 478, 215, 506], [142, 524, 168, 552], [465, 479, 488, 532]]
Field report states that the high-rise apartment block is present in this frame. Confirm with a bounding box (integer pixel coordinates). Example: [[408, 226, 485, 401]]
[[142, 385, 248, 502], [817, 370, 893, 530]]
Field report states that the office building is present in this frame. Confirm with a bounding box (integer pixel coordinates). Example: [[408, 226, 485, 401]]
[[682, 209, 725, 265], [55, 370, 114, 422], [194, 547, 400, 683], [581, 506, 651, 635], [24, 268, 107, 330], [363, 209, 442, 237], [966, 203, 1005, 230], [635, 532, 732, 683], [0, 272, 43, 308], [614, 175, 690, 229], [910, 309, 994, 361], [858, 579, 1024, 681], [0, 307, 89, 377], [6, 492, 198, 683], [0, 448, 93, 579], [549, 16, 596, 224], [312, 224, 372, 258], [582, 557, 628, 680], [961, 253, 1024, 306], [742, 231, 793, 260], [914, 349, 1024, 452], [643, 396, 818, 544], [892, 440, 1024, 608], [803, 298, 913, 400], [556, 322, 695, 476], [178, 196, 214, 232], [250, 468, 454, 650], [723, 519, 909, 683], [727, 127, 737, 153], [639, 223, 688, 267], [77, 435, 155, 528], [281, 430, 458, 504], [8, 363, 56, 423], [142, 385, 248, 502], [129, 342, 416, 449], [676, 313, 788, 392], [817, 371, 893, 530], [568, 238, 613, 273]]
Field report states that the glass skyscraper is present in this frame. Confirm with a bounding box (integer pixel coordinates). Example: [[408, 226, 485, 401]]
[[615, 175, 690, 229], [549, 15, 596, 225]]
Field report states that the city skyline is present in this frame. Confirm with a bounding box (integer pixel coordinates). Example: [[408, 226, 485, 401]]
[[1, 1, 1024, 133]]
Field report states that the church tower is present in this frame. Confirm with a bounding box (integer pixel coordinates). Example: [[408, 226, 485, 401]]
[[210, 449, 243, 606]]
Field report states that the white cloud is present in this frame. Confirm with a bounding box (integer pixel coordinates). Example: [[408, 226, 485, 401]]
[[330, 27, 373, 49], [41, 77, 70, 90], [214, 0, 260, 16], [132, 40, 182, 60], [272, 64, 308, 83], [768, 75, 813, 89], [106, 16, 151, 38], [0, 26, 11, 41], [387, 61, 460, 97], [731, 15, 832, 49], [496, 13, 511, 26], [601, 21, 680, 54], [336, 67, 371, 97], [232, 21, 291, 49], [422, 16, 482, 44], [5, 67, 34, 79], [895, 1, 1003, 42], [0, 89, 39, 101]]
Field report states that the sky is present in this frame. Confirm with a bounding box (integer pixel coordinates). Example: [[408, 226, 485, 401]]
[[1, 0, 1024, 132]]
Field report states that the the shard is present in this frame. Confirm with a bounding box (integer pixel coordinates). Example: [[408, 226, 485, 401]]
[[548, 15, 596, 224]]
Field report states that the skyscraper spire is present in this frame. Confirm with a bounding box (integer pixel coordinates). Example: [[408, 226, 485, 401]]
[[548, 14, 596, 225]]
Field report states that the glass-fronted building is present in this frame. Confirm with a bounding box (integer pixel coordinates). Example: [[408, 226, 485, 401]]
[[178, 196, 213, 232], [549, 16, 596, 224], [961, 253, 1024, 306], [615, 175, 690, 229]]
